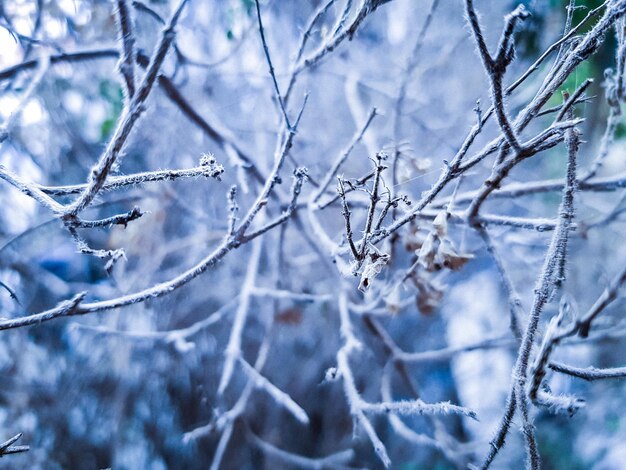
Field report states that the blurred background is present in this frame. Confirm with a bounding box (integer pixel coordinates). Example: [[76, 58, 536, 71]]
[[1, 0, 625, 468]]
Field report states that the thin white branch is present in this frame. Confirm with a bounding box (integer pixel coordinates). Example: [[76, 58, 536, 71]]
[[238, 357, 310, 425], [218, 236, 263, 394]]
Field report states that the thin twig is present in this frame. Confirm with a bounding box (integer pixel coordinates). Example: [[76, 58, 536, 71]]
[[67, 0, 189, 216], [254, 0, 291, 129], [115, 0, 137, 100]]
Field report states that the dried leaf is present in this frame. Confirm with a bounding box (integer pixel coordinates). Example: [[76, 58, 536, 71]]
[[415, 280, 444, 315], [275, 308, 303, 325], [417, 232, 440, 272], [418, 213, 473, 273], [358, 251, 390, 293], [437, 238, 474, 271]]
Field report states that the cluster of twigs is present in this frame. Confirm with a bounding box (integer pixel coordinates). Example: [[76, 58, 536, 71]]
[[1, 0, 626, 468]]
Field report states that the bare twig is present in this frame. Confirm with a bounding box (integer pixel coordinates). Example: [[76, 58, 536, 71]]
[[115, 0, 137, 100], [218, 237, 263, 394], [254, 0, 291, 128], [0, 53, 50, 144], [0, 433, 29, 457], [548, 362, 626, 381], [67, 0, 189, 216], [465, 1, 529, 151], [248, 430, 355, 470]]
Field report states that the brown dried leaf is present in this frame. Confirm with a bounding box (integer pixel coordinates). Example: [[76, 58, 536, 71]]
[[437, 238, 474, 271], [275, 308, 303, 325], [415, 279, 444, 315]]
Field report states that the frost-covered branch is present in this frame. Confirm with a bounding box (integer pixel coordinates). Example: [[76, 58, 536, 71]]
[[0, 433, 29, 457]]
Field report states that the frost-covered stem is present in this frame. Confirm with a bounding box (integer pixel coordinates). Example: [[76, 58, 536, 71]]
[[580, 106, 621, 181], [373, 116, 574, 246], [284, 0, 337, 102], [0, 48, 119, 81], [0, 433, 29, 456], [358, 152, 386, 258], [331, 0, 354, 37], [478, 124, 580, 470], [0, 163, 65, 213], [0, 161, 309, 332], [66, 225, 126, 272], [507, 0, 601, 96], [514, 3, 626, 134], [553, 120, 579, 288], [0, 233, 225, 330], [476, 226, 524, 339], [218, 236, 263, 394], [526, 267, 626, 408], [616, 17, 626, 99], [254, 0, 291, 129], [240, 168, 308, 242], [250, 287, 331, 302], [3, 162, 221, 224], [38, 162, 224, 196], [466, 120, 580, 228], [237, 357, 310, 425], [0, 53, 49, 144], [477, 390, 517, 470], [465, 1, 529, 152], [434, 172, 626, 207], [115, 0, 136, 100], [0, 292, 86, 331], [337, 177, 360, 260], [235, 95, 308, 238], [337, 345, 391, 467], [291, 0, 387, 76], [71, 298, 237, 344], [227, 185, 238, 237], [67, 0, 189, 216], [248, 430, 355, 469], [516, 123, 577, 465], [336, 288, 390, 467], [379, 366, 443, 452], [529, 304, 591, 414], [374, 194, 409, 232], [517, 388, 541, 470], [443, 213, 560, 231], [72, 206, 143, 228], [206, 333, 272, 470], [316, 170, 374, 210], [549, 362, 626, 381], [337, 288, 475, 468], [360, 399, 476, 419], [576, 265, 626, 338], [554, 79, 593, 122]]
